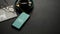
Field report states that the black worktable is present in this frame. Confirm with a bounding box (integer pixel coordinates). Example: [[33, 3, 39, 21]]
[[0, 0, 60, 34]]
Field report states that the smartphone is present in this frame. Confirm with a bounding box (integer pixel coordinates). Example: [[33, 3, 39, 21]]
[[12, 12, 30, 29]]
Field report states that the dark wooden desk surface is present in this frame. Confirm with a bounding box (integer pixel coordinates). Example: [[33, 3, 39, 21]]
[[0, 0, 60, 34]]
